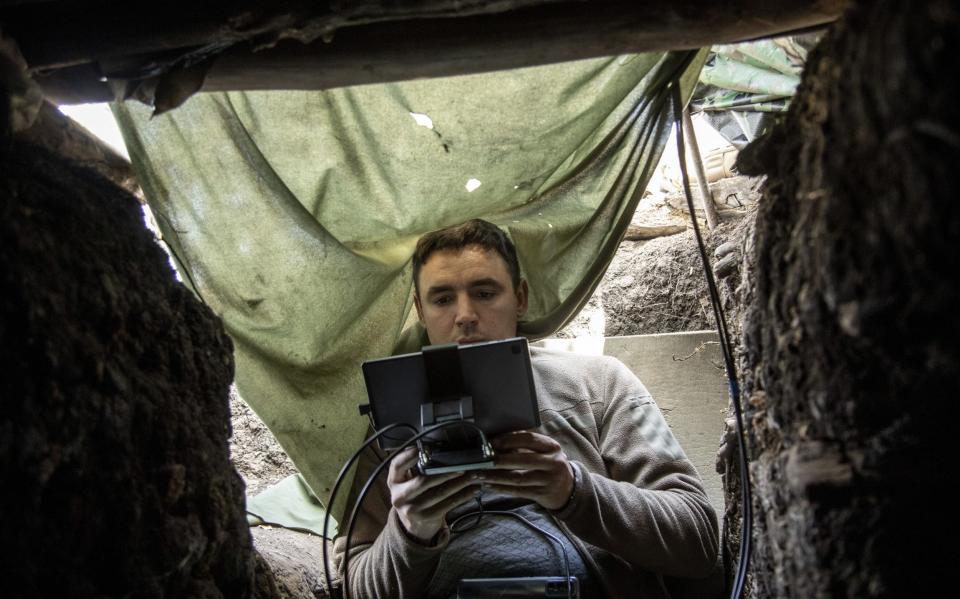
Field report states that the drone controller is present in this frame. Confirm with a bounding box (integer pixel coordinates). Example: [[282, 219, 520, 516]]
[[457, 576, 579, 598]]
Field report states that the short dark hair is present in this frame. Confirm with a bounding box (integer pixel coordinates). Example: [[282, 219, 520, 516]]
[[412, 219, 521, 296]]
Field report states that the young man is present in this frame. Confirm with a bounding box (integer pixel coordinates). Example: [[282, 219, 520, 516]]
[[334, 219, 719, 598]]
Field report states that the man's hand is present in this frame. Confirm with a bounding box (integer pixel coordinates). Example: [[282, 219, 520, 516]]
[[478, 431, 575, 510], [388, 447, 481, 544]]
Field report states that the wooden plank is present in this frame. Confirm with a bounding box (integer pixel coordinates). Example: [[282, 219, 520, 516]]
[[7, 0, 847, 104], [206, 1, 845, 91], [623, 224, 688, 241]]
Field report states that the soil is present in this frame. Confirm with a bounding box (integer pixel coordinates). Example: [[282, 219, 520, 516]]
[[0, 139, 277, 598], [19, 102, 138, 196], [250, 527, 330, 599], [20, 6, 955, 596], [600, 216, 751, 337], [230, 386, 299, 498], [721, 0, 960, 595], [559, 175, 760, 339]]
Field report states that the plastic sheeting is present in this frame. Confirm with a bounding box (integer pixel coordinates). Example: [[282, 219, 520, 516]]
[[246, 474, 332, 536], [113, 50, 705, 518], [692, 36, 819, 147]]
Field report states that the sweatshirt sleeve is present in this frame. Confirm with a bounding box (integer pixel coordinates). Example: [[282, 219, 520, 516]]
[[331, 443, 449, 599], [552, 358, 719, 579]]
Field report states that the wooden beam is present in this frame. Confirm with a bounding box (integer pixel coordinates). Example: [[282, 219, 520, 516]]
[[10, 0, 847, 104], [206, 1, 845, 92], [623, 224, 687, 241]]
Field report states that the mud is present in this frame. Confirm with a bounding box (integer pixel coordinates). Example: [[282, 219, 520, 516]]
[[0, 140, 277, 598], [559, 206, 755, 340], [723, 0, 960, 595], [230, 387, 299, 498]]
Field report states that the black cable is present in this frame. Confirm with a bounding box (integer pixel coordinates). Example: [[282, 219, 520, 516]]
[[321, 422, 419, 594], [449, 493, 485, 534], [341, 419, 490, 599], [449, 506, 575, 599], [671, 83, 753, 599]]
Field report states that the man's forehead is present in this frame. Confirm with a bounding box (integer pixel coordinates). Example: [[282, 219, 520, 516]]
[[420, 245, 512, 283], [423, 245, 509, 269]]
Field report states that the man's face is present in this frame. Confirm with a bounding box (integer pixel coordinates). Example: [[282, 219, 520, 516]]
[[414, 244, 528, 345]]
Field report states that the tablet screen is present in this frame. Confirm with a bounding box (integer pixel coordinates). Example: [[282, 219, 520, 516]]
[[362, 337, 540, 450]]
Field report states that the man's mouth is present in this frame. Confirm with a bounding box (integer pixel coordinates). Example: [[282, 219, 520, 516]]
[[457, 337, 484, 344]]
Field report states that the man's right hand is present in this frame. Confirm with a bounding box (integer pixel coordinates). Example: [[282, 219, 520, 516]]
[[387, 447, 481, 544]]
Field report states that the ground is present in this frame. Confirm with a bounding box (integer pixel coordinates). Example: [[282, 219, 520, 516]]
[[558, 174, 759, 339], [230, 386, 299, 498]]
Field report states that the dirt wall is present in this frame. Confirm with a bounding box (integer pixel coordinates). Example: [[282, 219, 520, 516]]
[[601, 216, 752, 337], [723, 0, 959, 595], [230, 386, 299, 498], [0, 140, 277, 598]]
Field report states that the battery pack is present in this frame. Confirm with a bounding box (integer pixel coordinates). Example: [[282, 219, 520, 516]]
[[457, 576, 578, 598]]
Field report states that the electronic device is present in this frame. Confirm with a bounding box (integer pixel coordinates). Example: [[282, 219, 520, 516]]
[[457, 576, 579, 598], [361, 337, 539, 474]]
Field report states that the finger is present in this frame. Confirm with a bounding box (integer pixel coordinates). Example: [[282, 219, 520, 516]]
[[409, 474, 483, 511], [392, 447, 419, 469], [492, 452, 560, 471], [418, 484, 482, 520], [392, 470, 466, 504], [410, 470, 471, 495], [491, 431, 560, 453], [388, 447, 420, 483], [477, 469, 552, 487], [393, 470, 473, 506]]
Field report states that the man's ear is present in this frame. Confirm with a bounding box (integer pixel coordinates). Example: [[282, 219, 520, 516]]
[[413, 292, 425, 323], [516, 279, 529, 317]]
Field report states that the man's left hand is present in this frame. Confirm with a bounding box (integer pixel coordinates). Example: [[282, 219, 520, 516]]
[[478, 431, 575, 510]]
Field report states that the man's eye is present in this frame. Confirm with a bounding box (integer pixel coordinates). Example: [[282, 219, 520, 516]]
[[432, 296, 452, 306], [475, 290, 497, 300]]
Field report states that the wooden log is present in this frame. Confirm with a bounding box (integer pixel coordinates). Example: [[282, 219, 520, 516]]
[[623, 224, 688, 241], [204, 1, 846, 92], [3, 0, 848, 104]]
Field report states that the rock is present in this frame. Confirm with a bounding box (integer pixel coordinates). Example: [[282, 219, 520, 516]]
[[713, 252, 739, 279]]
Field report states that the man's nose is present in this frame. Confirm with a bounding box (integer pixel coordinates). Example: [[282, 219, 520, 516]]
[[454, 296, 479, 328]]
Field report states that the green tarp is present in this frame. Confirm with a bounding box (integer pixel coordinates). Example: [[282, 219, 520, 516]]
[[246, 473, 333, 537], [114, 50, 705, 522]]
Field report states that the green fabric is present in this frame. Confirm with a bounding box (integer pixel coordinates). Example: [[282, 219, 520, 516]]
[[693, 40, 804, 117], [716, 40, 801, 77], [699, 54, 800, 98], [246, 474, 335, 537], [113, 50, 706, 518]]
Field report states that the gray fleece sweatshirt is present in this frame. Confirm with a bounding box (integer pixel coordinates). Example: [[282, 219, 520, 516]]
[[333, 347, 720, 598]]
